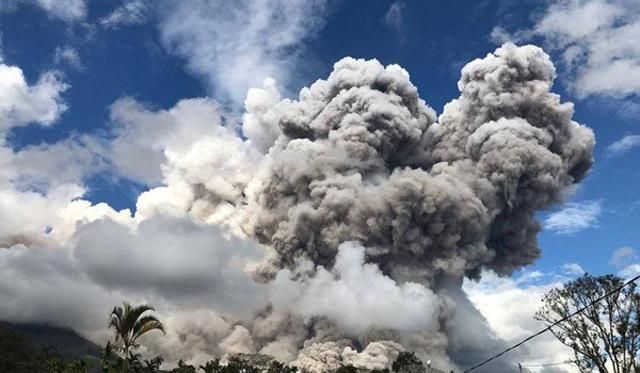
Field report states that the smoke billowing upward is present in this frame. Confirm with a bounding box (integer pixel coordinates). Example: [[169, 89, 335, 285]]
[[245, 44, 593, 285], [182, 43, 592, 371], [0, 44, 595, 372]]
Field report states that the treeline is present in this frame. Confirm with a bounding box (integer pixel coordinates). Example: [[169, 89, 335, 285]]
[[0, 323, 92, 373], [0, 302, 432, 373]]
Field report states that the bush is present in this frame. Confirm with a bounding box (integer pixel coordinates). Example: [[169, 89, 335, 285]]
[[392, 352, 425, 373]]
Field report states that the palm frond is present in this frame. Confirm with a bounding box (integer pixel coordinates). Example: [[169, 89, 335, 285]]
[[132, 316, 165, 341], [106, 301, 164, 360], [123, 304, 155, 334]]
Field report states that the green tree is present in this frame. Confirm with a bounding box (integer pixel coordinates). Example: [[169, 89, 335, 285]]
[[37, 347, 80, 373], [266, 360, 297, 373], [144, 356, 163, 373], [171, 359, 196, 373], [536, 274, 640, 373], [220, 356, 259, 373], [43, 358, 67, 373], [199, 359, 221, 373], [392, 352, 425, 373], [0, 324, 38, 373], [101, 341, 124, 372], [67, 359, 88, 373], [127, 352, 143, 372], [108, 302, 165, 373], [0, 324, 93, 373]]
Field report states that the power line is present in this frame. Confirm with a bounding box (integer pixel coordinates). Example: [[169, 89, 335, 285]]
[[462, 273, 640, 373], [520, 360, 576, 368]]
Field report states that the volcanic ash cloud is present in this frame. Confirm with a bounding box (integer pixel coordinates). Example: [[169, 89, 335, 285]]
[[88, 43, 597, 370], [0, 43, 595, 372], [245, 43, 594, 284], [215, 43, 593, 371]]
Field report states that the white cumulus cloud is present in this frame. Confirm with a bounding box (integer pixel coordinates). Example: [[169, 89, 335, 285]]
[[610, 246, 637, 268], [34, 0, 88, 22], [492, 0, 640, 117], [561, 262, 585, 276], [100, 0, 148, 29], [607, 134, 640, 156], [158, 0, 330, 104], [106, 97, 233, 185], [610, 246, 640, 279], [383, 1, 405, 35], [619, 264, 640, 279], [0, 62, 68, 131], [464, 271, 578, 373], [54, 45, 82, 70], [534, 0, 640, 98], [544, 200, 602, 234]]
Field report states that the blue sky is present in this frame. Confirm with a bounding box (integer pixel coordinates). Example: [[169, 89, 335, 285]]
[[1, 0, 637, 277], [1, 0, 640, 370]]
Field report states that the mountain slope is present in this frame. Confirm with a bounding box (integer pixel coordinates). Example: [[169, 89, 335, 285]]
[[0, 321, 100, 359]]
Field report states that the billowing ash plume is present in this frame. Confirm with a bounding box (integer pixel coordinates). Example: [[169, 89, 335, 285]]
[[244, 43, 594, 285], [156, 43, 592, 371], [0, 44, 595, 372], [136, 43, 593, 372]]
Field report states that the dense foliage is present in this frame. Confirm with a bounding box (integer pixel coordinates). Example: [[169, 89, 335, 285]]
[[0, 323, 95, 373], [0, 304, 435, 373]]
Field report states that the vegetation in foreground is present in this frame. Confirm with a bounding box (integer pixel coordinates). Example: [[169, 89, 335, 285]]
[[536, 274, 640, 373], [0, 324, 427, 373], [4, 273, 639, 372], [0, 302, 429, 373]]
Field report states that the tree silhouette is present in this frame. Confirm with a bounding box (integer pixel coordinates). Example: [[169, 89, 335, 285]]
[[171, 359, 196, 373], [108, 302, 165, 372], [536, 274, 640, 373], [266, 360, 297, 373], [0, 324, 38, 373], [392, 352, 425, 373], [144, 356, 164, 373], [199, 359, 221, 373]]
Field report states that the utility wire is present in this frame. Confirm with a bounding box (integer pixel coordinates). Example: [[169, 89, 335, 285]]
[[462, 273, 640, 373], [520, 360, 576, 368]]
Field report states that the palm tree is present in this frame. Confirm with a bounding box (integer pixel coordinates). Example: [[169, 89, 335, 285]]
[[108, 302, 165, 372], [144, 356, 163, 373], [101, 341, 123, 372], [127, 352, 143, 372]]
